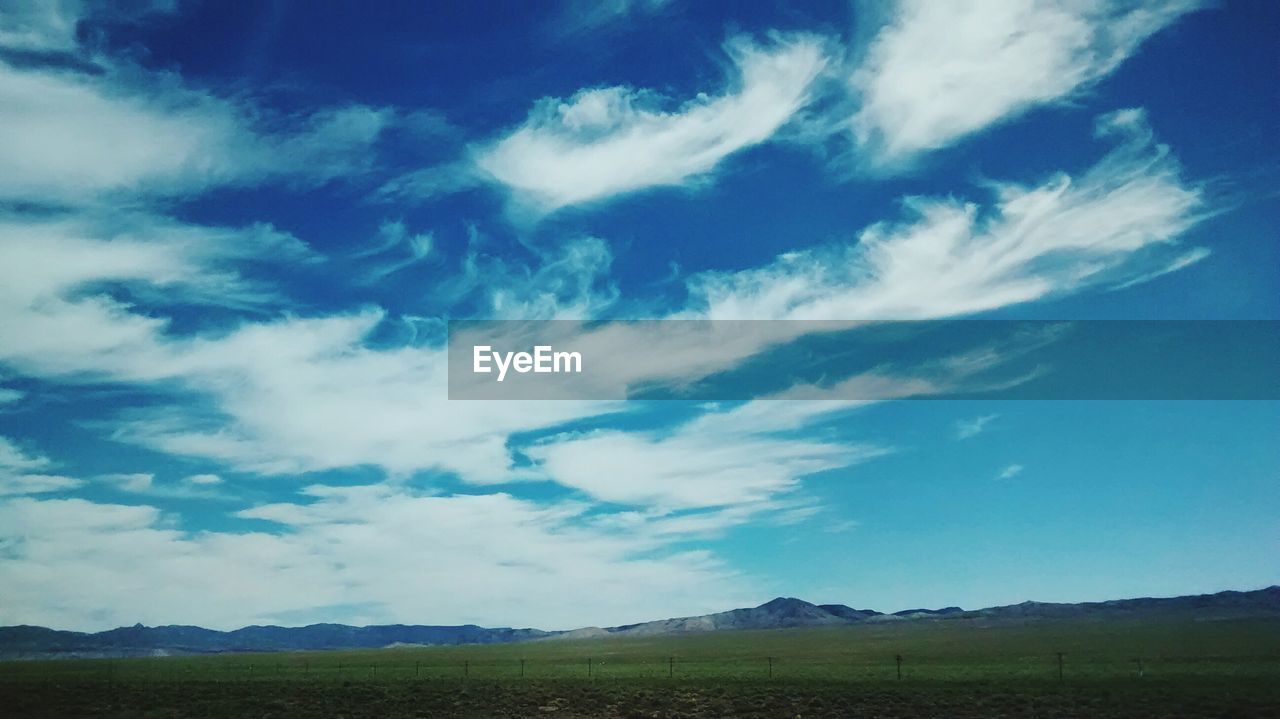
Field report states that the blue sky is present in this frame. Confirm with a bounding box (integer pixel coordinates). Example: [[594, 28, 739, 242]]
[[0, 0, 1276, 632]]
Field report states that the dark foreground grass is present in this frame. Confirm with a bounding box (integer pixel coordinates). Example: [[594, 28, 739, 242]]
[[2, 677, 1277, 718], [3, 618, 1277, 717]]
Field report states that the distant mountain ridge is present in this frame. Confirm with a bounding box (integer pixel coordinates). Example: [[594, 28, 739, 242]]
[[548, 587, 1279, 641], [3, 586, 1277, 660], [0, 623, 551, 660]]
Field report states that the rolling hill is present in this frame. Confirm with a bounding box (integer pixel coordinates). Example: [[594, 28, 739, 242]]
[[2, 585, 1276, 659]]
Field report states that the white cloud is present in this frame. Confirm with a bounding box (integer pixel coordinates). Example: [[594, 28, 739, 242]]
[[0, 56, 392, 205], [474, 33, 829, 215], [527, 399, 886, 510], [100, 471, 232, 501], [0, 209, 618, 484], [689, 109, 1205, 319], [996, 463, 1024, 480], [1114, 245, 1211, 290], [955, 413, 999, 439], [849, 0, 1201, 166], [0, 435, 50, 472], [0, 109, 1208, 487], [0, 61, 244, 204], [0, 435, 83, 496], [101, 472, 154, 493], [0, 0, 82, 52], [432, 232, 619, 320], [353, 219, 435, 284], [0, 211, 308, 378], [0, 473, 83, 496], [0, 1, 179, 54], [0, 488, 752, 631], [105, 311, 616, 480]]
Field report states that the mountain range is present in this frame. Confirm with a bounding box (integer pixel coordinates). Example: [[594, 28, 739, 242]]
[[3, 586, 1276, 660]]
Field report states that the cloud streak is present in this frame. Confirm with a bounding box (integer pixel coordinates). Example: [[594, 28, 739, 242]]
[[474, 34, 830, 215], [996, 463, 1024, 480], [848, 0, 1202, 167], [690, 109, 1206, 319], [0, 486, 752, 631], [955, 414, 999, 440]]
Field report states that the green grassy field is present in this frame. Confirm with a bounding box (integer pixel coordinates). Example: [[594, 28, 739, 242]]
[[3, 616, 1278, 717]]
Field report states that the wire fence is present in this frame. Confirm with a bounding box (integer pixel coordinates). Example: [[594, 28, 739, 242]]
[[2, 653, 1263, 684]]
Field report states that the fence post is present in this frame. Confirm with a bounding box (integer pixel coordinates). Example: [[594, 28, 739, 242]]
[[588, 657, 592, 679], [768, 656, 773, 679], [668, 656, 674, 679], [464, 660, 469, 679], [895, 654, 902, 680], [1135, 657, 1144, 677], [415, 660, 420, 678], [1056, 652, 1064, 682], [521, 658, 525, 679]]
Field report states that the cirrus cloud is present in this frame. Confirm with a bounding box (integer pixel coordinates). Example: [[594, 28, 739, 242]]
[[849, 0, 1202, 167], [474, 33, 831, 216]]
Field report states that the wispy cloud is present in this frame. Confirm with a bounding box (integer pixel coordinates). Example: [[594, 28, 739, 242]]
[[98, 472, 232, 500], [0, 435, 49, 472], [0, 59, 393, 206], [0, 0, 176, 54], [0, 435, 83, 496], [0, 107, 1211, 487], [434, 233, 620, 320], [0, 486, 753, 631], [550, 0, 675, 37], [526, 399, 888, 511], [474, 33, 830, 216], [689, 109, 1206, 319], [0, 0, 399, 208], [353, 219, 435, 284], [825, 519, 861, 534], [0, 211, 309, 378], [996, 463, 1024, 480], [0, 0, 92, 53], [848, 0, 1202, 168], [955, 413, 999, 440], [100, 472, 156, 493]]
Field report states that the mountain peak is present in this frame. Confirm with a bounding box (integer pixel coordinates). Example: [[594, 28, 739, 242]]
[[759, 597, 813, 610]]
